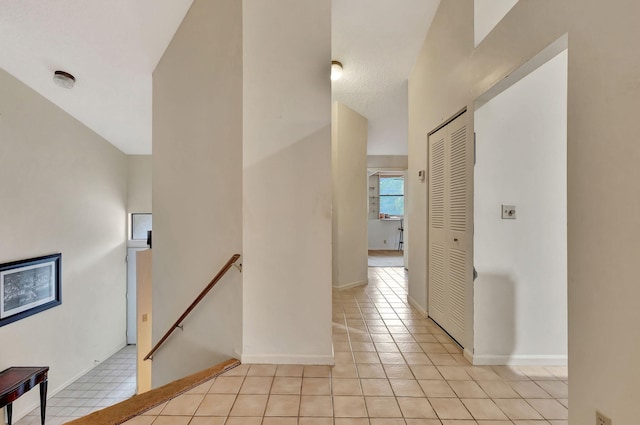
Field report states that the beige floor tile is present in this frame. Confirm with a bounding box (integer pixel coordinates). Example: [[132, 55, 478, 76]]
[[428, 354, 459, 366], [333, 363, 359, 378], [389, 379, 424, 397], [240, 376, 274, 394], [396, 342, 424, 353], [299, 395, 333, 417], [365, 397, 402, 418], [152, 417, 191, 425], [493, 399, 543, 420], [419, 343, 448, 354], [223, 364, 251, 376], [404, 420, 441, 425], [383, 365, 414, 379], [412, 334, 438, 343], [477, 381, 520, 398], [357, 364, 387, 378], [557, 399, 568, 408], [403, 353, 432, 365], [461, 398, 508, 420], [188, 418, 227, 425], [361, 379, 394, 396], [121, 416, 155, 425], [375, 343, 401, 353], [333, 378, 363, 395], [352, 342, 376, 351], [448, 381, 487, 398], [429, 398, 473, 420], [548, 421, 568, 425], [534, 381, 568, 399], [262, 417, 299, 425], [247, 365, 277, 377], [355, 352, 382, 364], [333, 396, 368, 417], [209, 376, 244, 394], [396, 397, 438, 419], [271, 377, 302, 395], [492, 366, 530, 381], [276, 365, 304, 377], [336, 418, 370, 425], [409, 366, 442, 380], [437, 367, 472, 381], [301, 378, 331, 395], [526, 399, 568, 420], [161, 393, 204, 416], [418, 380, 456, 398], [229, 394, 269, 417], [186, 379, 215, 394], [142, 402, 167, 415], [300, 418, 335, 425], [370, 419, 406, 425], [336, 352, 357, 364], [507, 381, 551, 399], [265, 395, 300, 417], [463, 367, 501, 382], [225, 418, 263, 425], [304, 366, 332, 378], [379, 352, 406, 365]]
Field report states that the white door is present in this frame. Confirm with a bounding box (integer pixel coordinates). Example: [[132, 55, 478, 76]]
[[126, 247, 146, 344], [428, 112, 473, 348]]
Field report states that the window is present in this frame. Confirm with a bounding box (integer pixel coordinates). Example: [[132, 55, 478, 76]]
[[131, 213, 152, 240], [379, 176, 404, 216]]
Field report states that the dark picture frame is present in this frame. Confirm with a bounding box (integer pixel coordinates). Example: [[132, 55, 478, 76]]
[[0, 253, 62, 327]]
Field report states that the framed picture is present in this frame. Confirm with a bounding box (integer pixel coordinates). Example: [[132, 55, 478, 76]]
[[0, 253, 62, 327]]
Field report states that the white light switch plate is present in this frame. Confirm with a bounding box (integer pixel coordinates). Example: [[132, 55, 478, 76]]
[[502, 204, 516, 219]]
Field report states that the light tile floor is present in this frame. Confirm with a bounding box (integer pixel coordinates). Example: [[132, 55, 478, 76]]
[[122, 267, 569, 425], [15, 344, 136, 425]]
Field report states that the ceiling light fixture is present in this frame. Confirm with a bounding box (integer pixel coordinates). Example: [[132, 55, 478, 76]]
[[331, 61, 343, 81], [53, 70, 76, 89]]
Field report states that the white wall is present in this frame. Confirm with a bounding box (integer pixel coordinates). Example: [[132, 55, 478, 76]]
[[0, 68, 127, 422], [474, 50, 567, 364], [127, 155, 152, 214], [474, 0, 519, 46], [409, 1, 640, 423], [242, 0, 333, 364], [368, 220, 404, 251], [152, 0, 243, 387], [332, 102, 368, 289]]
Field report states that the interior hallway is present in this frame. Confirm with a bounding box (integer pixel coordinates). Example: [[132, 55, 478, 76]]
[[119, 267, 568, 424]]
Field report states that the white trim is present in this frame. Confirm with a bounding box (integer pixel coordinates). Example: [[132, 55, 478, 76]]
[[471, 353, 568, 366], [127, 240, 149, 248], [407, 295, 428, 318], [240, 353, 335, 365], [463, 348, 474, 364], [333, 280, 368, 291]]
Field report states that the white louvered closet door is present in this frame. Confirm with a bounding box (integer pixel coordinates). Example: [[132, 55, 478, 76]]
[[428, 112, 472, 348]]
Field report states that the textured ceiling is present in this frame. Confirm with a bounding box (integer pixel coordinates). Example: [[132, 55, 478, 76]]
[[1, 0, 439, 156], [332, 0, 440, 156], [0, 0, 193, 154]]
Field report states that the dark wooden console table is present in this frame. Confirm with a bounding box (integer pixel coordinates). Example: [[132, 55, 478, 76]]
[[0, 367, 49, 425]]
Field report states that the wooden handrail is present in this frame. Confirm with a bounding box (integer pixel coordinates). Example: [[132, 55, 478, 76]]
[[144, 254, 241, 361]]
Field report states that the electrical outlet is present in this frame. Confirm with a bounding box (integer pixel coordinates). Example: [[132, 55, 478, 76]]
[[383, 239, 387, 244], [502, 204, 516, 219], [596, 410, 612, 425]]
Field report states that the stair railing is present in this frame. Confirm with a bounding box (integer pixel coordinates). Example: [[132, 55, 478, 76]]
[[143, 253, 242, 361]]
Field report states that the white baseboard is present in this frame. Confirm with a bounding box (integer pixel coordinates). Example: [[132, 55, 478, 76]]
[[333, 279, 368, 291], [407, 295, 428, 318], [240, 353, 335, 365], [463, 348, 474, 364], [471, 353, 568, 366]]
